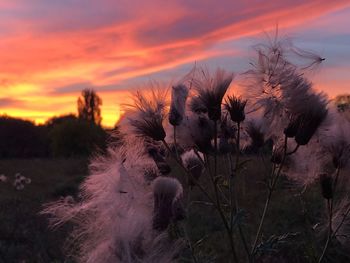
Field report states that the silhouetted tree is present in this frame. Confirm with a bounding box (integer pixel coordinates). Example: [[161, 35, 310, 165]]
[[77, 89, 102, 125]]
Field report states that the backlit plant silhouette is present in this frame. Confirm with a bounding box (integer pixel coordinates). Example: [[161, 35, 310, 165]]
[[43, 33, 350, 263]]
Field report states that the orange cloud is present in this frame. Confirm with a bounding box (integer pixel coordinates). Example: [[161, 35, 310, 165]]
[[0, 0, 349, 126]]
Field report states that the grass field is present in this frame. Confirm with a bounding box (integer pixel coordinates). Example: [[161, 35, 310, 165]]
[[0, 157, 344, 262], [0, 158, 88, 263]]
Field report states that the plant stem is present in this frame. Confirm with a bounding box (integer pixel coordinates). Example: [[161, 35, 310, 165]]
[[250, 135, 288, 258], [318, 168, 340, 262], [184, 190, 198, 263], [318, 199, 333, 263], [230, 122, 250, 260], [332, 204, 350, 239], [173, 125, 180, 161], [212, 120, 239, 262]]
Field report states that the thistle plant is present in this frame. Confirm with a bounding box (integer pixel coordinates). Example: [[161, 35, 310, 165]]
[[42, 33, 350, 263]]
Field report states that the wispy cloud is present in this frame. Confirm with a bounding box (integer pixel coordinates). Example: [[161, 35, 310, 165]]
[[0, 0, 349, 126]]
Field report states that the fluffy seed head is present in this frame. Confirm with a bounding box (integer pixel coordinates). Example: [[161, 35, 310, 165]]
[[152, 177, 184, 231], [225, 95, 247, 123], [294, 108, 328, 146], [127, 90, 167, 141], [182, 150, 204, 187], [193, 68, 234, 121], [284, 114, 302, 138], [169, 84, 189, 126]]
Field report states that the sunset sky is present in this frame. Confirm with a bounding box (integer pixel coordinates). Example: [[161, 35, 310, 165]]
[[0, 0, 349, 127]]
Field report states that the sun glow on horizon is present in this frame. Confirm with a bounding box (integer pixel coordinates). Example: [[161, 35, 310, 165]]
[[0, 1, 349, 127]]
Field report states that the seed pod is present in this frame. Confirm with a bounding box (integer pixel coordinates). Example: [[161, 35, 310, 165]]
[[193, 68, 233, 121], [284, 115, 301, 138], [152, 177, 183, 231], [183, 153, 204, 187], [169, 84, 189, 126], [225, 95, 247, 123]]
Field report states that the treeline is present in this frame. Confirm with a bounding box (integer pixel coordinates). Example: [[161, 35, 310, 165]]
[[0, 114, 110, 158], [0, 89, 121, 158]]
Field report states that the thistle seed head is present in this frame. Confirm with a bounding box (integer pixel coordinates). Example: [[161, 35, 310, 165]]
[[182, 151, 204, 187], [193, 68, 234, 121], [152, 177, 183, 231], [169, 84, 189, 126], [294, 108, 328, 146], [127, 90, 167, 141], [284, 114, 302, 138], [225, 95, 247, 123]]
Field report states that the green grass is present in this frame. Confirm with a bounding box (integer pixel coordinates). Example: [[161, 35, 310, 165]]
[[0, 158, 88, 263], [0, 157, 347, 262]]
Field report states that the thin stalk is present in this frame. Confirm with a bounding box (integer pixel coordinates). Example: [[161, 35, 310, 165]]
[[194, 149, 205, 165], [184, 226, 198, 263], [251, 135, 288, 257], [332, 204, 350, 239], [173, 125, 180, 161], [318, 199, 333, 263], [212, 120, 239, 263], [231, 122, 250, 260], [184, 190, 198, 263], [318, 168, 340, 262]]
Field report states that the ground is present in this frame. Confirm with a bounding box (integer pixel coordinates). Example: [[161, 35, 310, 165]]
[[0, 157, 346, 262]]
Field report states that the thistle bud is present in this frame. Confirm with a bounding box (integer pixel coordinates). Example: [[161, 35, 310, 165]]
[[193, 68, 233, 121], [295, 110, 327, 145], [128, 90, 167, 141], [152, 177, 183, 231], [225, 95, 247, 123], [284, 115, 301, 138], [182, 151, 204, 187], [319, 173, 333, 200], [169, 84, 189, 126]]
